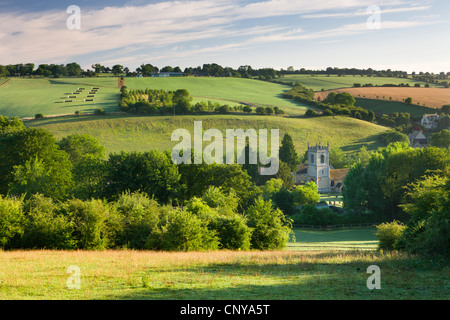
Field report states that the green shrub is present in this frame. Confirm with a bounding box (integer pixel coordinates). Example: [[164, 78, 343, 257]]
[[21, 194, 75, 249], [209, 214, 252, 250], [35, 113, 45, 119], [114, 191, 161, 249], [397, 175, 449, 257], [94, 108, 105, 115], [61, 199, 121, 250], [149, 208, 219, 251], [0, 196, 25, 249], [375, 221, 406, 251], [245, 197, 292, 250], [293, 204, 341, 226]]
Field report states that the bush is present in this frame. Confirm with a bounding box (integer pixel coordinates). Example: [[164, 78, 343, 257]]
[[243, 105, 252, 113], [209, 214, 252, 250], [293, 204, 341, 226], [35, 113, 45, 119], [375, 221, 406, 251], [304, 109, 318, 118], [94, 108, 105, 115], [245, 197, 292, 250], [114, 191, 162, 249], [149, 209, 219, 251], [61, 199, 121, 250], [0, 196, 25, 249], [21, 194, 75, 249], [397, 175, 449, 257], [255, 106, 266, 115]]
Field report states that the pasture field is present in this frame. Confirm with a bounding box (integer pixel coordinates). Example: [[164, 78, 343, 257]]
[[124, 76, 310, 115], [26, 114, 388, 156], [353, 98, 437, 118], [0, 77, 309, 118], [315, 87, 450, 110], [279, 74, 438, 91], [0, 232, 448, 300], [0, 78, 120, 118]]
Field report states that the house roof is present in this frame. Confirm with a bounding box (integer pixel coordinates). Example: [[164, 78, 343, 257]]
[[409, 130, 426, 140], [330, 168, 350, 181]]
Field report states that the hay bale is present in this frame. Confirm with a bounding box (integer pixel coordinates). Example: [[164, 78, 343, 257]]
[[84, 99, 94, 102], [65, 100, 73, 103]]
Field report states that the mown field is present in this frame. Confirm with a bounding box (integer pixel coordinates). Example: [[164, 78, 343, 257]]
[[0, 227, 448, 300], [26, 114, 388, 156], [0, 78, 120, 118], [279, 74, 438, 91]]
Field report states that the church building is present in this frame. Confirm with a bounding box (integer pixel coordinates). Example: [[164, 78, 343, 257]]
[[292, 142, 349, 193]]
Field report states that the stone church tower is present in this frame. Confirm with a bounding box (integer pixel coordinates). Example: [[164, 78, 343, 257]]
[[306, 142, 331, 193]]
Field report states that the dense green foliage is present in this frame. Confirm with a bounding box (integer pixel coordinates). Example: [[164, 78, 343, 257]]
[[343, 142, 450, 220], [375, 221, 406, 251], [0, 125, 292, 251]]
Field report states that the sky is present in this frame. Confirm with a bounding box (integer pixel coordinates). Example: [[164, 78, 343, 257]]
[[0, 0, 449, 73]]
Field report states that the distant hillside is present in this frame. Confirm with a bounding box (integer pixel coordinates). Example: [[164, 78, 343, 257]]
[[278, 74, 439, 91], [26, 114, 388, 156]]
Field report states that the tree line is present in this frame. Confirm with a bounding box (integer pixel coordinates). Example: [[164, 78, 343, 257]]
[[0, 119, 306, 251]]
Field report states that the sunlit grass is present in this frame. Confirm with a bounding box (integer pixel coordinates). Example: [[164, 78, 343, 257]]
[[0, 248, 447, 300]]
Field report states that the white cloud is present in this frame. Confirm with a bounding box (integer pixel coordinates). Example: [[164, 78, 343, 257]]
[[0, 0, 444, 67]]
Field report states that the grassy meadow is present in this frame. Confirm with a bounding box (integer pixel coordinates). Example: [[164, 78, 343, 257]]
[[0, 228, 448, 300], [279, 74, 438, 91], [124, 76, 309, 115], [26, 114, 388, 156], [0, 77, 120, 118], [354, 98, 437, 118], [0, 76, 310, 118]]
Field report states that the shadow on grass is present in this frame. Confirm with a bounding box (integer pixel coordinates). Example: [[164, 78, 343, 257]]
[[340, 134, 384, 152], [102, 251, 443, 300]]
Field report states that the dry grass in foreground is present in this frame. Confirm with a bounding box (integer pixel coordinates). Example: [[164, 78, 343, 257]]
[[0, 249, 448, 300]]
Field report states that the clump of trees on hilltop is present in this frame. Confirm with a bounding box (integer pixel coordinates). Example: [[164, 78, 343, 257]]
[[119, 87, 284, 115], [283, 83, 376, 122]]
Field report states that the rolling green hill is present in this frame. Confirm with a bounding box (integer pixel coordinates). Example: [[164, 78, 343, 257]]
[[354, 98, 436, 118], [26, 114, 388, 156], [124, 76, 309, 115], [0, 76, 309, 118]]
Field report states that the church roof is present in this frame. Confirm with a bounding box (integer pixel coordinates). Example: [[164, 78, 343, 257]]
[[330, 168, 350, 181]]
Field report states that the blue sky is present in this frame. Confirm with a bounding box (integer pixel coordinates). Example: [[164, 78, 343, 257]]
[[0, 0, 449, 73]]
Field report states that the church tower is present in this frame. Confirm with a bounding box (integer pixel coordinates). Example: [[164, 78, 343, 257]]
[[306, 142, 331, 193]]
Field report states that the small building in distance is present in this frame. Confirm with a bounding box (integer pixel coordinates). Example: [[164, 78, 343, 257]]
[[292, 142, 349, 193], [408, 127, 428, 148], [421, 114, 440, 129]]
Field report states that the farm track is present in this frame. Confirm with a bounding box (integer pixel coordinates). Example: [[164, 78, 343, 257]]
[[0, 79, 10, 86]]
